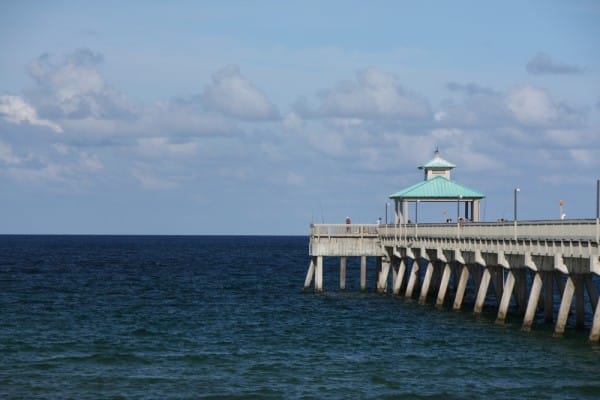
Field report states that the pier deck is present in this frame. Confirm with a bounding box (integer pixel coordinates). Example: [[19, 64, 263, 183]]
[[305, 219, 600, 342]]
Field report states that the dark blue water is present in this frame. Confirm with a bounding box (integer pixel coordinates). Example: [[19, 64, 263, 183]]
[[1, 235, 599, 399]]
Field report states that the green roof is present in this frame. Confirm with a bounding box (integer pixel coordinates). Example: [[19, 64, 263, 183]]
[[389, 176, 485, 199], [419, 155, 456, 169]]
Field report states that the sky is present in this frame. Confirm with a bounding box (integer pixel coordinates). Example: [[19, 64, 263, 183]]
[[0, 0, 599, 235]]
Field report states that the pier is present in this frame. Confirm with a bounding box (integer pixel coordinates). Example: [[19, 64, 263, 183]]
[[304, 151, 600, 341]]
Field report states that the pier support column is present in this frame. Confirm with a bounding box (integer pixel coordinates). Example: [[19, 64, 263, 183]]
[[554, 276, 576, 337], [418, 261, 434, 304], [303, 257, 315, 290], [474, 267, 491, 314], [377, 259, 391, 293], [522, 272, 543, 331], [405, 260, 420, 299], [340, 257, 347, 290], [315, 256, 324, 292], [589, 298, 600, 342], [543, 271, 554, 323], [453, 264, 470, 310], [436, 263, 452, 308], [393, 259, 406, 295], [496, 269, 515, 324], [360, 256, 367, 292]]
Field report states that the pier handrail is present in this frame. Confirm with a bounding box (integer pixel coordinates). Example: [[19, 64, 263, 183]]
[[312, 219, 599, 243], [310, 224, 379, 239]]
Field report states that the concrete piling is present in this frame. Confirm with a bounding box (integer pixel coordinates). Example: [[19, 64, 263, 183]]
[[522, 272, 543, 331], [392, 259, 406, 295], [453, 265, 470, 310], [496, 269, 515, 324], [304, 257, 315, 290], [436, 263, 452, 308], [405, 260, 420, 299], [474, 267, 491, 314], [315, 256, 323, 292], [554, 276, 576, 337], [340, 256, 347, 290], [360, 256, 367, 292], [418, 261, 434, 304]]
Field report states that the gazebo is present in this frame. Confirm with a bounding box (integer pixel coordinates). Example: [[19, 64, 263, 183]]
[[390, 149, 485, 223]]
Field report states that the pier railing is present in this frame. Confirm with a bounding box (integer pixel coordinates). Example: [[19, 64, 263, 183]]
[[379, 219, 599, 242], [311, 219, 600, 243], [310, 224, 379, 238]]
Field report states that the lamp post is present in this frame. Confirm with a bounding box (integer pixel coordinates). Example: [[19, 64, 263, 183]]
[[415, 200, 419, 224], [596, 179, 599, 219], [514, 188, 520, 221]]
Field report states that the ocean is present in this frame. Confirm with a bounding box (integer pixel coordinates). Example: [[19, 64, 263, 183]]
[[1, 235, 599, 399]]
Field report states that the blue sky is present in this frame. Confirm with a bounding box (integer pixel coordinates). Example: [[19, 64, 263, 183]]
[[0, 1, 599, 234]]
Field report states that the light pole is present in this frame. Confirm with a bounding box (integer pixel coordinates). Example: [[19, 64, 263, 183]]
[[514, 187, 520, 221], [596, 179, 599, 219], [415, 200, 419, 224]]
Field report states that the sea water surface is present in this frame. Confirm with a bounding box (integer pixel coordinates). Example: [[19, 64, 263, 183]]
[[1, 235, 599, 399]]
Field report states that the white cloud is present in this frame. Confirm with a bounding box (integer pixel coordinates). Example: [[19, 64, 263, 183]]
[[136, 137, 199, 158], [319, 68, 431, 120], [202, 65, 278, 120], [440, 83, 586, 130], [0, 95, 63, 132], [27, 49, 133, 120], [506, 85, 557, 126]]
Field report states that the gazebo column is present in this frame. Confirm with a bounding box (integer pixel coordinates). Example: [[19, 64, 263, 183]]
[[472, 200, 481, 222]]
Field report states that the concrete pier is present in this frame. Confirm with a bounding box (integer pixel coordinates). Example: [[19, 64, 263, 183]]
[[307, 220, 600, 342]]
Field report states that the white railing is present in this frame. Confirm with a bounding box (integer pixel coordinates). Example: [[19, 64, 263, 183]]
[[312, 219, 600, 243], [310, 224, 379, 238]]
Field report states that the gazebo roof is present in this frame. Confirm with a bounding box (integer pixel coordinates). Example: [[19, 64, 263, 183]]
[[389, 176, 485, 200], [419, 153, 456, 170]]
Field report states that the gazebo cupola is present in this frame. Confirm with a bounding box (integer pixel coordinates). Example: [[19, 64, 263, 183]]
[[419, 148, 456, 180], [389, 149, 485, 223]]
